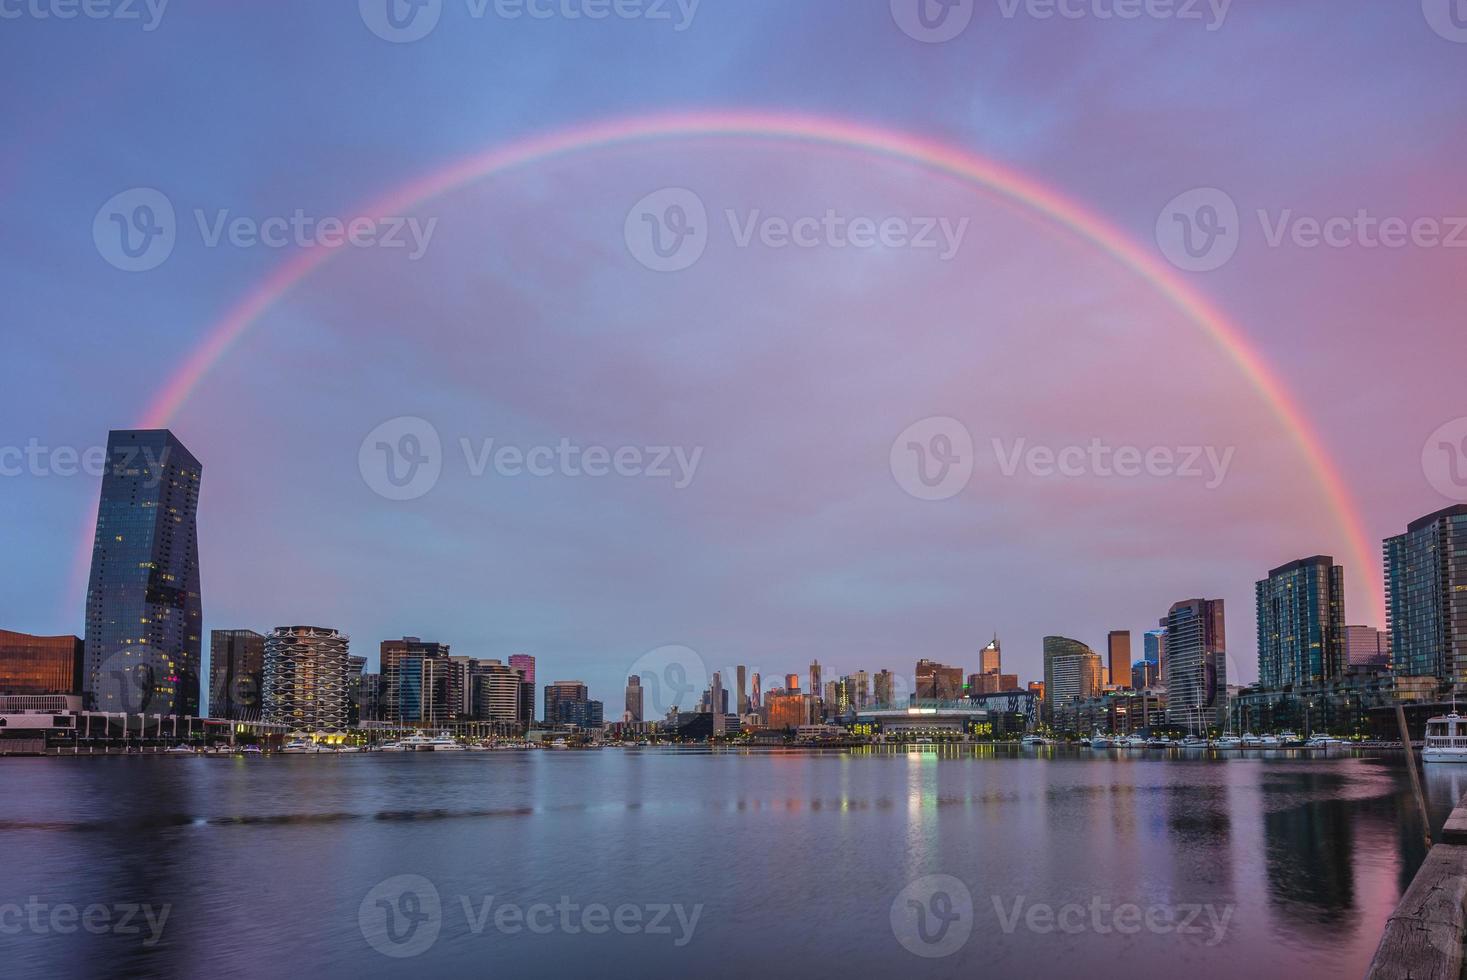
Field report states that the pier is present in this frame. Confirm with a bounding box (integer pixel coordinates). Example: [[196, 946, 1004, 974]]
[[1366, 794, 1467, 978]]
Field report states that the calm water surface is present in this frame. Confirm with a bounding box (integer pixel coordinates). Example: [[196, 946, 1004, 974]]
[[2, 748, 1461, 979]]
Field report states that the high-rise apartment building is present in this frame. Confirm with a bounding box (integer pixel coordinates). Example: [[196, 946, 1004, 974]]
[[1255, 556, 1345, 687], [625, 674, 644, 723], [1342, 625, 1390, 671], [809, 660, 822, 699], [979, 636, 1001, 675], [471, 660, 523, 728], [874, 669, 894, 707], [509, 654, 536, 727], [1164, 599, 1227, 729], [915, 659, 963, 700], [83, 429, 203, 715], [1143, 628, 1167, 681], [208, 629, 265, 720], [262, 626, 351, 732], [1107, 631, 1132, 688], [1385, 505, 1467, 687], [380, 637, 454, 726], [736, 665, 748, 715], [1042, 637, 1102, 720], [544, 680, 589, 726]]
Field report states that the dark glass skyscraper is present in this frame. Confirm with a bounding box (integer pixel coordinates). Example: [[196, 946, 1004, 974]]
[[209, 628, 265, 720], [83, 429, 203, 715], [1255, 556, 1345, 688], [1164, 598, 1227, 730], [1385, 505, 1467, 687]]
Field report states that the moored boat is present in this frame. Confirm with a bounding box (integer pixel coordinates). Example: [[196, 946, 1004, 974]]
[[1423, 712, 1467, 764]]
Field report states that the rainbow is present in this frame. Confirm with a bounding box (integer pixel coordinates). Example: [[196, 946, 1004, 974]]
[[116, 108, 1382, 622]]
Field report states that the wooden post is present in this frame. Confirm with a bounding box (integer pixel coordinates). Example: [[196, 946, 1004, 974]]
[[1398, 704, 1433, 849]]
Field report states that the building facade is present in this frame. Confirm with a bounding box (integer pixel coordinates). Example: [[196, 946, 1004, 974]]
[[1342, 625, 1390, 671], [1164, 598, 1227, 730], [1143, 628, 1167, 681], [916, 659, 963, 700], [208, 629, 265, 720], [1385, 505, 1467, 688], [380, 637, 454, 726], [625, 675, 644, 723], [471, 660, 524, 729], [1042, 636, 1102, 721], [1107, 631, 1131, 688], [262, 626, 351, 732], [1255, 555, 1345, 688], [509, 654, 536, 727], [979, 636, 1001, 675], [83, 429, 203, 715], [0, 630, 83, 695]]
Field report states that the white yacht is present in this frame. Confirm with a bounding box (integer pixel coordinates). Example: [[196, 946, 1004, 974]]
[[1180, 735, 1207, 748], [1089, 733, 1117, 749], [1240, 733, 1264, 748], [1215, 735, 1243, 749], [1277, 731, 1305, 748], [425, 733, 466, 751], [398, 734, 437, 751], [1259, 734, 1282, 747], [281, 739, 329, 754], [1424, 713, 1467, 764], [1146, 735, 1173, 748], [1020, 734, 1052, 746], [165, 744, 196, 754]]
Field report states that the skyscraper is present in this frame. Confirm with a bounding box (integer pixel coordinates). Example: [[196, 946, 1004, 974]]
[[83, 429, 203, 715], [853, 669, 870, 709], [1342, 625, 1390, 671], [1143, 628, 1167, 680], [209, 629, 265, 720], [1164, 599, 1227, 729], [979, 635, 1001, 675], [380, 637, 454, 726], [1385, 505, 1467, 687], [509, 653, 536, 727], [809, 660, 822, 699], [710, 671, 725, 734], [1042, 637, 1102, 720], [471, 660, 523, 728], [785, 673, 800, 692], [736, 665, 748, 715], [874, 669, 894, 707], [1107, 631, 1131, 688], [915, 659, 963, 700], [544, 680, 589, 726], [750, 672, 761, 710], [1255, 555, 1346, 687], [625, 674, 644, 723], [262, 626, 351, 733]]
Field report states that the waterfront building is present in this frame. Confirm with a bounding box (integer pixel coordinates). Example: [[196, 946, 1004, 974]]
[[1042, 637, 1102, 721], [1164, 599, 1228, 730], [711, 672, 726, 735], [1234, 672, 1437, 737], [262, 626, 351, 732], [446, 655, 478, 718], [853, 670, 870, 709], [1131, 660, 1159, 690], [964, 690, 1040, 733], [357, 672, 382, 723], [509, 654, 536, 727], [916, 659, 963, 700], [750, 672, 761, 710], [544, 680, 589, 726], [1255, 556, 1346, 688], [625, 674, 644, 723], [1055, 689, 1167, 735], [979, 635, 1001, 675], [1385, 505, 1467, 687], [967, 672, 1019, 695], [1343, 626, 1390, 672], [765, 691, 805, 730], [83, 429, 203, 715], [874, 669, 894, 707], [809, 660, 822, 699], [1028, 680, 1045, 701], [1107, 631, 1132, 688], [1144, 628, 1167, 681], [471, 660, 523, 728], [380, 637, 454, 726], [736, 665, 748, 715], [0, 630, 83, 695]]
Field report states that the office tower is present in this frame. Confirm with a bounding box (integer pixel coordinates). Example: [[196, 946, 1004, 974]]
[[208, 629, 265, 720], [262, 626, 351, 732], [0, 630, 83, 694], [445, 655, 478, 718], [1107, 631, 1132, 688], [853, 670, 870, 709], [711, 671, 725, 734], [875, 669, 894, 707], [380, 637, 454, 726], [509, 653, 536, 727], [471, 660, 523, 727], [625, 674, 644, 723], [915, 659, 963, 700], [785, 673, 800, 692], [736, 665, 748, 715], [766, 691, 804, 730], [1385, 505, 1467, 686], [1143, 629, 1167, 680], [979, 635, 1001, 675], [347, 655, 368, 725], [544, 680, 589, 726], [1255, 556, 1346, 687], [809, 660, 822, 699], [1164, 599, 1227, 729], [1028, 680, 1045, 701], [823, 680, 837, 713], [968, 671, 1017, 695], [357, 672, 382, 722], [1342, 625, 1390, 671], [83, 429, 203, 715], [1042, 637, 1102, 719], [1131, 660, 1159, 690], [751, 672, 762, 710]]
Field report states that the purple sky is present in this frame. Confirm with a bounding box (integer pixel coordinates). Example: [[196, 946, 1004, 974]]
[[2, 1, 1465, 707]]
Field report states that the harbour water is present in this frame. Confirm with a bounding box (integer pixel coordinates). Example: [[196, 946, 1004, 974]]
[[1, 748, 1460, 979]]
